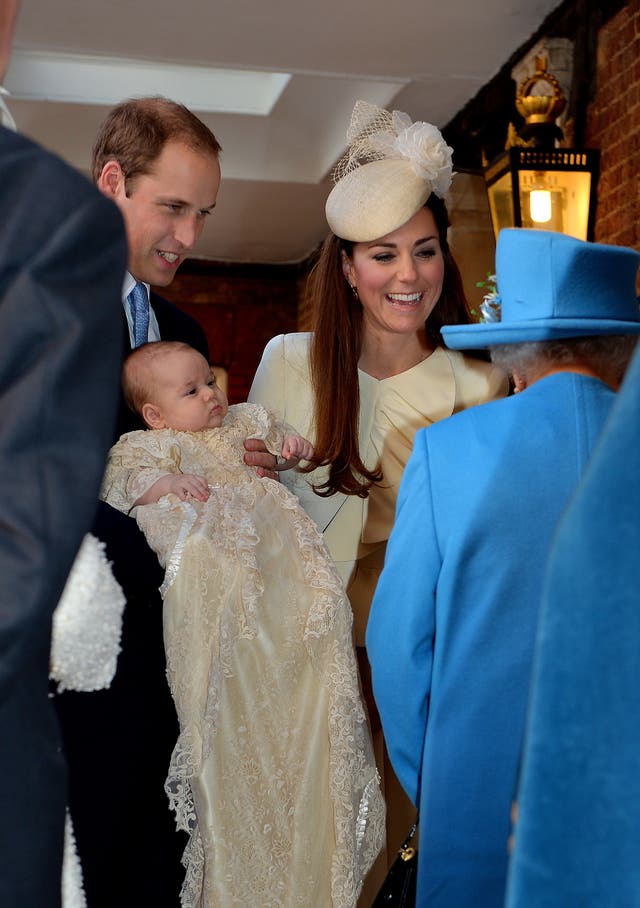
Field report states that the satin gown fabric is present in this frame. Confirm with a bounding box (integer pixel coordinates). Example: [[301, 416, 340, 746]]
[[101, 404, 386, 907]]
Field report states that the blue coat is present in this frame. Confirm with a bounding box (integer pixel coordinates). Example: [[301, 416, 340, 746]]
[[366, 372, 616, 907], [506, 345, 640, 907]]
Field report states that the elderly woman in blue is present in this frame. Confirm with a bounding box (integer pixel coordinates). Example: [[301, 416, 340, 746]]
[[366, 228, 640, 907]]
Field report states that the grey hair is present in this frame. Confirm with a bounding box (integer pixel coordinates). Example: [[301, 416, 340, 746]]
[[489, 335, 639, 389]]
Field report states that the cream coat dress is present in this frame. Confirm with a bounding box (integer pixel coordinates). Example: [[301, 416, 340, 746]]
[[101, 403, 385, 908], [249, 334, 508, 904], [248, 333, 508, 644]]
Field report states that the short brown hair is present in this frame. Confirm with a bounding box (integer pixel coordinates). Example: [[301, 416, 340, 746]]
[[91, 96, 222, 187], [122, 340, 195, 417]]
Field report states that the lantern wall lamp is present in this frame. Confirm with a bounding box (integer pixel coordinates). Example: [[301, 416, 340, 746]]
[[484, 56, 599, 241]]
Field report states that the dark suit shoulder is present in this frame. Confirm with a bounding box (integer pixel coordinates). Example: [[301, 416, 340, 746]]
[[0, 127, 124, 259], [0, 127, 117, 216]]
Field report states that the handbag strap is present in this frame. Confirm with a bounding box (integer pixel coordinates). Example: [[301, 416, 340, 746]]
[[399, 814, 419, 857]]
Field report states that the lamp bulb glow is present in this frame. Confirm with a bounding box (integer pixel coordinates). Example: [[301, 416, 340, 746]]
[[530, 189, 552, 223]]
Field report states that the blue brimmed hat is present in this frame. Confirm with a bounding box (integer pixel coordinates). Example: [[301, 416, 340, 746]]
[[442, 229, 640, 349]]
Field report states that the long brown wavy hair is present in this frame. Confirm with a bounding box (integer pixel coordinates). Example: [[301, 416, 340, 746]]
[[301, 194, 472, 498]]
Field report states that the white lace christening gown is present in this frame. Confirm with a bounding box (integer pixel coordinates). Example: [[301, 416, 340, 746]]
[[101, 403, 385, 907]]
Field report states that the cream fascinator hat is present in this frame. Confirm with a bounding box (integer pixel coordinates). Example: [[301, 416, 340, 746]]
[[325, 100, 454, 242]]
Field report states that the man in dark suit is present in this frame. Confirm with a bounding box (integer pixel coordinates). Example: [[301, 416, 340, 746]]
[[53, 98, 222, 907], [0, 4, 127, 905], [92, 96, 221, 434]]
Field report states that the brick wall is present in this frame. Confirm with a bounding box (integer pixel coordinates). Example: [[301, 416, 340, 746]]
[[586, 0, 640, 259], [156, 261, 304, 403]]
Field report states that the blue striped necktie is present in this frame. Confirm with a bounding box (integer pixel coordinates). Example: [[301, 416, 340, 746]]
[[127, 282, 150, 348]]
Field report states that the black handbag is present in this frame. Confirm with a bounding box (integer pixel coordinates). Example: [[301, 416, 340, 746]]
[[371, 817, 419, 907]]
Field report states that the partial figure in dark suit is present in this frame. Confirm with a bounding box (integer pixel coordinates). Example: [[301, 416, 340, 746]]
[[0, 4, 126, 905], [53, 97, 222, 908], [367, 229, 640, 907]]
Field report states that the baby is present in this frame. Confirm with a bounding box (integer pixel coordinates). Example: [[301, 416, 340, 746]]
[[101, 341, 384, 908]]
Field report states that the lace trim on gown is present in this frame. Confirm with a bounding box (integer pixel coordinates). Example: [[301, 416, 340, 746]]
[[160, 498, 198, 596], [164, 476, 385, 906], [100, 405, 384, 907]]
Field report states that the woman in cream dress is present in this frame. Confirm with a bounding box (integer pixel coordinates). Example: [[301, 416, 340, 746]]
[[249, 335, 504, 644], [248, 101, 507, 901]]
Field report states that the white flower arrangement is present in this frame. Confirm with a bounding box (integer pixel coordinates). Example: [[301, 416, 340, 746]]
[[337, 100, 455, 200], [392, 113, 455, 196], [474, 272, 502, 323]]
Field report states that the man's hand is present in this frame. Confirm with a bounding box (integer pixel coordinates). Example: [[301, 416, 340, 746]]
[[243, 438, 279, 480]]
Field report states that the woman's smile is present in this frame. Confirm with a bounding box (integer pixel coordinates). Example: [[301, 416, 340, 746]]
[[345, 207, 445, 337], [385, 291, 425, 309]]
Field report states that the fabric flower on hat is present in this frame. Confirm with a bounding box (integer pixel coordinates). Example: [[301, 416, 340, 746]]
[[394, 121, 454, 196], [360, 105, 454, 198], [356, 101, 453, 199]]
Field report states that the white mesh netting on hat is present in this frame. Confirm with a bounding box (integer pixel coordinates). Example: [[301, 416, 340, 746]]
[[333, 100, 455, 198]]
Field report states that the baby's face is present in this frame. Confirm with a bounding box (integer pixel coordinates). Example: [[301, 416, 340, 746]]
[[151, 348, 228, 431]]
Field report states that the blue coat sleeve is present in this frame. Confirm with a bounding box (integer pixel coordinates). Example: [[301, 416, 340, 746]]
[[366, 429, 439, 805]]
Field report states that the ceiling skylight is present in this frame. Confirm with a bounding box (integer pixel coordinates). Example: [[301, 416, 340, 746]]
[[5, 50, 291, 115]]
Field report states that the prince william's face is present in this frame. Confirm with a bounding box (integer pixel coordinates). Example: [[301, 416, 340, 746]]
[[99, 139, 220, 287]]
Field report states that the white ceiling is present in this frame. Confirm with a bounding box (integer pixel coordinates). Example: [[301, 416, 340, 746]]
[[8, 0, 561, 264]]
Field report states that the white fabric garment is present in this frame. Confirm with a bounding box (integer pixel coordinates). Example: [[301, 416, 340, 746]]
[[50, 533, 126, 908], [248, 334, 509, 642], [101, 403, 386, 907], [0, 86, 17, 131]]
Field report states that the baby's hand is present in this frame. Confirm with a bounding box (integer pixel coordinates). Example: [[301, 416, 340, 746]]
[[167, 473, 210, 502], [133, 473, 210, 506], [280, 434, 314, 464]]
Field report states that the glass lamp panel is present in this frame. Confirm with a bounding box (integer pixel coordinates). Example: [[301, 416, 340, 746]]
[[556, 170, 593, 240], [517, 168, 592, 240], [487, 170, 515, 236]]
